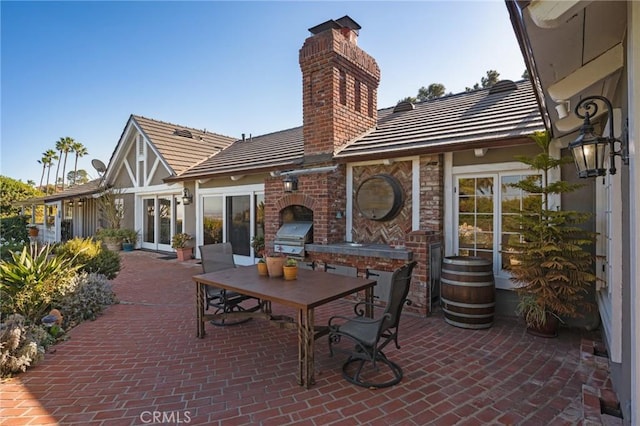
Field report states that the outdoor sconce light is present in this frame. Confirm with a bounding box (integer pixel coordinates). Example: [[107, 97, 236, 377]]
[[77, 199, 83, 207], [181, 188, 193, 205], [283, 175, 298, 193], [569, 95, 629, 178]]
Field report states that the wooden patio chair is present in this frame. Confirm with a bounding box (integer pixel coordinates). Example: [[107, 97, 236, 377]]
[[328, 261, 417, 388], [199, 243, 261, 326]]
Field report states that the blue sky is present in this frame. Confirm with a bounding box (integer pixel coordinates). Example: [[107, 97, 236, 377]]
[[1, 1, 525, 185]]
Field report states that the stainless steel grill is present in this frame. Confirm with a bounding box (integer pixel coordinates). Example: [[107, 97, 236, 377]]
[[274, 221, 313, 258]]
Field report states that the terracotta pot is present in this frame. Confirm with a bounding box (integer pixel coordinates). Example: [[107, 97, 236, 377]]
[[266, 256, 284, 277], [28, 227, 39, 237], [176, 247, 192, 262], [257, 262, 268, 276], [526, 313, 559, 338], [283, 266, 298, 281]]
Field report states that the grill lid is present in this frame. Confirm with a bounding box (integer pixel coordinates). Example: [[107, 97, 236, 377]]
[[275, 221, 313, 241]]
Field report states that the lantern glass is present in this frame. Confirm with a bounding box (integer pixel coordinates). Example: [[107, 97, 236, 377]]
[[569, 130, 609, 178], [283, 176, 297, 192]]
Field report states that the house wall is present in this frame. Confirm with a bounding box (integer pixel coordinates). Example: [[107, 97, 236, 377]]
[[199, 174, 265, 189], [120, 193, 135, 230], [452, 144, 540, 166]]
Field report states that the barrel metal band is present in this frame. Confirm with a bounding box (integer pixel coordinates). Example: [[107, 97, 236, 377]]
[[441, 278, 494, 287], [443, 308, 494, 319], [441, 297, 495, 309], [441, 268, 493, 277]]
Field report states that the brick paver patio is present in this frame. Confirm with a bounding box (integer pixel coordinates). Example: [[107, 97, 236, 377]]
[[1, 250, 619, 425]]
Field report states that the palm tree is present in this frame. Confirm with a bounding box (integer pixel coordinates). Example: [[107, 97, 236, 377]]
[[54, 137, 74, 191], [71, 141, 88, 185], [37, 155, 47, 190], [43, 149, 58, 194]]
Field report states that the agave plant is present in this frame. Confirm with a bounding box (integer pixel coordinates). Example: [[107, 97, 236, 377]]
[[0, 244, 80, 323]]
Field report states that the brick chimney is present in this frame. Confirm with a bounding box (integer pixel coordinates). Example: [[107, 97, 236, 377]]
[[299, 16, 381, 162]]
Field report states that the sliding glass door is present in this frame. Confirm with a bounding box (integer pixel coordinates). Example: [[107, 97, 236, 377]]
[[201, 185, 264, 265]]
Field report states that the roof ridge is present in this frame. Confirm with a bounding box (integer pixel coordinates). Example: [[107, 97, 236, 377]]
[[378, 79, 532, 111], [131, 114, 236, 140]]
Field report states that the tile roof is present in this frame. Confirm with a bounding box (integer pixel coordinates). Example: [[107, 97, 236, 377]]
[[334, 80, 544, 160], [168, 80, 543, 181], [15, 179, 104, 205], [177, 127, 304, 180], [43, 178, 103, 202], [131, 115, 236, 176]]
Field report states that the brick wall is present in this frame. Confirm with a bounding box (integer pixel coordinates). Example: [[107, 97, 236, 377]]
[[264, 165, 347, 252]]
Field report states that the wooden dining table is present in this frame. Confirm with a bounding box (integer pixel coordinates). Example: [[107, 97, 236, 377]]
[[192, 266, 376, 388]]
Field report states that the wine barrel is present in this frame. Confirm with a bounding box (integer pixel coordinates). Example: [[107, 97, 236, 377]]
[[441, 256, 495, 329]]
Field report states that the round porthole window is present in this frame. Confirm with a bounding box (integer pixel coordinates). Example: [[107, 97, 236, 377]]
[[355, 174, 404, 221]]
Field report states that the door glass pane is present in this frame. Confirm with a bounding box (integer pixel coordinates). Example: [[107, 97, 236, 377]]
[[203, 196, 223, 244], [175, 197, 183, 234], [144, 199, 155, 243], [159, 198, 171, 245], [255, 194, 265, 239], [457, 177, 494, 257], [227, 195, 250, 256], [500, 174, 542, 269]]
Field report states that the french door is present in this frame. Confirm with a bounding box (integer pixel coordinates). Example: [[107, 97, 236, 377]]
[[453, 171, 541, 289], [141, 195, 178, 252]]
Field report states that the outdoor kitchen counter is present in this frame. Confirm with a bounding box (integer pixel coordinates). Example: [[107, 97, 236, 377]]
[[305, 243, 413, 260]]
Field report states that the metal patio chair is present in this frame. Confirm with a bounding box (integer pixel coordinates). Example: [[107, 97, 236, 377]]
[[328, 261, 417, 388], [199, 243, 261, 326]]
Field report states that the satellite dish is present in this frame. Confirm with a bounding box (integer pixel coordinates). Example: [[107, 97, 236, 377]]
[[91, 159, 107, 175]]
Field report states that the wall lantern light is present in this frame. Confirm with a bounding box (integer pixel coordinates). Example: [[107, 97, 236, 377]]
[[77, 199, 83, 207], [569, 95, 629, 178], [283, 175, 298, 193], [182, 188, 193, 205]]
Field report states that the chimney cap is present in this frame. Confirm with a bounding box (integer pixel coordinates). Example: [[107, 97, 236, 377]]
[[308, 15, 361, 36]]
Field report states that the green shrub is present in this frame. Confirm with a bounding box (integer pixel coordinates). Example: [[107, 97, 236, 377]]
[[0, 216, 29, 261], [0, 245, 80, 323], [53, 272, 117, 329], [0, 314, 53, 377], [57, 237, 121, 280]]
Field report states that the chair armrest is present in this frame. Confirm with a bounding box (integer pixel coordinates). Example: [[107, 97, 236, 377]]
[[352, 300, 377, 316]]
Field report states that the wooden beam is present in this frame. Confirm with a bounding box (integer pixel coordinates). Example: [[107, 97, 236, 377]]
[[548, 43, 623, 102], [528, 0, 591, 29]]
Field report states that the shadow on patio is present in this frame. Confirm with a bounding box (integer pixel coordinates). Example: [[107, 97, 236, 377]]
[[1, 250, 619, 425]]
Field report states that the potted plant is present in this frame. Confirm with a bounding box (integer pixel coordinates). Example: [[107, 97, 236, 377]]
[[28, 225, 39, 237], [505, 130, 596, 337], [265, 250, 284, 278], [96, 228, 124, 251], [283, 258, 298, 281], [121, 229, 139, 252], [251, 235, 265, 258], [171, 233, 193, 261], [257, 258, 268, 276]]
